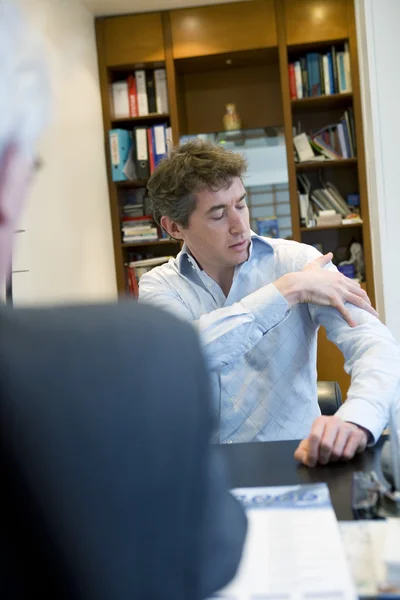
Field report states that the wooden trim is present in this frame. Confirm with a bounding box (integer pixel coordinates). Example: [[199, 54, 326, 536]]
[[162, 12, 180, 145], [295, 158, 357, 171], [274, 0, 300, 241], [346, 0, 375, 306], [95, 19, 125, 294]]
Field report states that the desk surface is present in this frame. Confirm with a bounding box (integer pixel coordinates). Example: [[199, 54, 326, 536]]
[[221, 439, 385, 521]]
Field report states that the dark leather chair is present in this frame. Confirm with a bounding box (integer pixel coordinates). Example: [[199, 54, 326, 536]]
[[317, 381, 342, 416]]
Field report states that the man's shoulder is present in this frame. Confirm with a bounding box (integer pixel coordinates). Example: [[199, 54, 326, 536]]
[[266, 237, 321, 271]]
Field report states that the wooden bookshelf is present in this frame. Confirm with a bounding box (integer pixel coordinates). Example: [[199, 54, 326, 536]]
[[291, 92, 353, 111], [116, 179, 148, 189], [111, 113, 170, 126], [296, 158, 357, 171], [300, 222, 362, 232], [122, 239, 180, 248], [96, 0, 375, 398]]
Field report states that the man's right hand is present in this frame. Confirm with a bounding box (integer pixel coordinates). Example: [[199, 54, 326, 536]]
[[274, 252, 378, 327]]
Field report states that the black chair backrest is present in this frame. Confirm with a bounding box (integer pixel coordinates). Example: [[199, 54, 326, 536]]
[[317, 381, 342, 416]]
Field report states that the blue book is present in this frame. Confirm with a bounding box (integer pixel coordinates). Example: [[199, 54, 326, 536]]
[[338, 52, 347, 92], [327, 52, 335, 94], [306, 53, 321, 96], [256, 217, 279, 239], [109, 129, 133, 182], [340, 117, 351, 157]]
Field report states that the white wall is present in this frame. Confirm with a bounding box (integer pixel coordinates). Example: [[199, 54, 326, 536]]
[[355, 0, 400, 340], [14, 0, 117, 305]]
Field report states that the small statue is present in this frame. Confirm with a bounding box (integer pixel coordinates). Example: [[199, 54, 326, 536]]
[[223, 103, 241, 131]]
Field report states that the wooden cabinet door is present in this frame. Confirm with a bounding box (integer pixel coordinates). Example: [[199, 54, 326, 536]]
[[170, 0, 277, 59], [98, 13, 165, 67], [283, 0, 349, 46]]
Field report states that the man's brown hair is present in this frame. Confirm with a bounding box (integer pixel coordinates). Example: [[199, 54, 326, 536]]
[[147, 139, 247, 228]]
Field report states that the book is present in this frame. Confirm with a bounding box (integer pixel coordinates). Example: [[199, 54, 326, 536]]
[[127, 75, 138, 118], [112, 81, 129, 119], [294, 61, 303, 99], [288, 63, 297, 99], [322, 54, 331, 96], [293, 133, 315, 162], [145, 70, 157, 114], [256, 216, 279, 238]]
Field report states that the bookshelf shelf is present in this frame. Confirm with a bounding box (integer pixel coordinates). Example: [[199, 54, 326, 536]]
[[300, 223, 363, 233], [291, 92, 353, 111], [296, 158, 357, 171], [111, 113, 170, 126], [116, 179, 148, 189], [122, 239, 180, 248]]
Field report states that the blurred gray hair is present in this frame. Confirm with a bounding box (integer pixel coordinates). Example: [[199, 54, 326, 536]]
[[0, 0, 50, 158]]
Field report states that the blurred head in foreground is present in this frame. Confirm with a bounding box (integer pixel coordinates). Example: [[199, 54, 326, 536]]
[[0, 0, 50, 284]]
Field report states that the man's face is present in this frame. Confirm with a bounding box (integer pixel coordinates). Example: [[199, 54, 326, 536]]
[[179, 177, 251, 273], [0, 146, 33, 284]]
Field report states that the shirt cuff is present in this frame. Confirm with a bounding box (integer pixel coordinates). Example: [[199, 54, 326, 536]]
[[241, 283, 290, 334], [336, 398, 387, 445]]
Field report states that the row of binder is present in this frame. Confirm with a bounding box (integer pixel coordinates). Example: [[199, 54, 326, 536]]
[[109, 125, 172, 182]]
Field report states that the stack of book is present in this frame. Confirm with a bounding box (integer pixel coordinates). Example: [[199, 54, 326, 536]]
[[297, 174, 363, 228], [112, 68, 169, 118], [126, 256, 171, 297], [288, 43, 351, 99], [120, 188, 147, 218], [121, 216, 158, 244], [293, 110, 356, 163], [109, 124, 172, 182]]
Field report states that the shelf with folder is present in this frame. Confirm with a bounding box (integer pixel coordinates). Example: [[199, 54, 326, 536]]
[[122, 239, 180, 248], [111, 113, 170, 126], [295, 158, 357, 171], [300, 222, 362, 233], [291, 93, 353, 112]]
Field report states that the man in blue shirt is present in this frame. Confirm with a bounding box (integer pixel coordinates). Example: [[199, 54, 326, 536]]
[[139, 139, 400, 467]]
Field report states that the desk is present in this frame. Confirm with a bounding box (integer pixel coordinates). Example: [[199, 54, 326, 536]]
[[221, 438, 386, 521]]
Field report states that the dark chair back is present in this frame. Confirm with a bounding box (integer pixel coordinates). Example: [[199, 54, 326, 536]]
[[317, 381, 342, 416]]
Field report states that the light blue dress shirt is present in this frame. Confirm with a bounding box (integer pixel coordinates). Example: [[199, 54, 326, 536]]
[[139, 233, 400, 444]]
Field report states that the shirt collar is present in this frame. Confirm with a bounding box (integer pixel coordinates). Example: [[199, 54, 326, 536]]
[[177, 230, 274, 273]]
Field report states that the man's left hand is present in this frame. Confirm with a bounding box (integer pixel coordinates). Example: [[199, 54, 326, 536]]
[[294, 416, 369, 467]]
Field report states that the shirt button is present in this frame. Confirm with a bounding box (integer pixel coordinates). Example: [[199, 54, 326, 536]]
[[207, 283, 212, 288], [227, 439, 233, 444], [229, 397, 234, 404]]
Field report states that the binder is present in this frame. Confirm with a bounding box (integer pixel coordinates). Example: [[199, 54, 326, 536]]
[[109, 129, 132, 182], [154, 69, 169, 114], [111, 81, 129, 119], [153, 124, 167, 166], [134, 70, 149, 116], [145, 70, 157, 114], [134, 127, 149, 179]]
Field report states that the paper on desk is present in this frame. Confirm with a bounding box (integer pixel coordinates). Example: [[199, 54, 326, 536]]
[[339, 520, 400, 598], [210, 483, 357, 600]]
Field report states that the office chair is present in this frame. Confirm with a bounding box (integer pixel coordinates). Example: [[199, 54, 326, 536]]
[[317, 381, 342, 416]]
